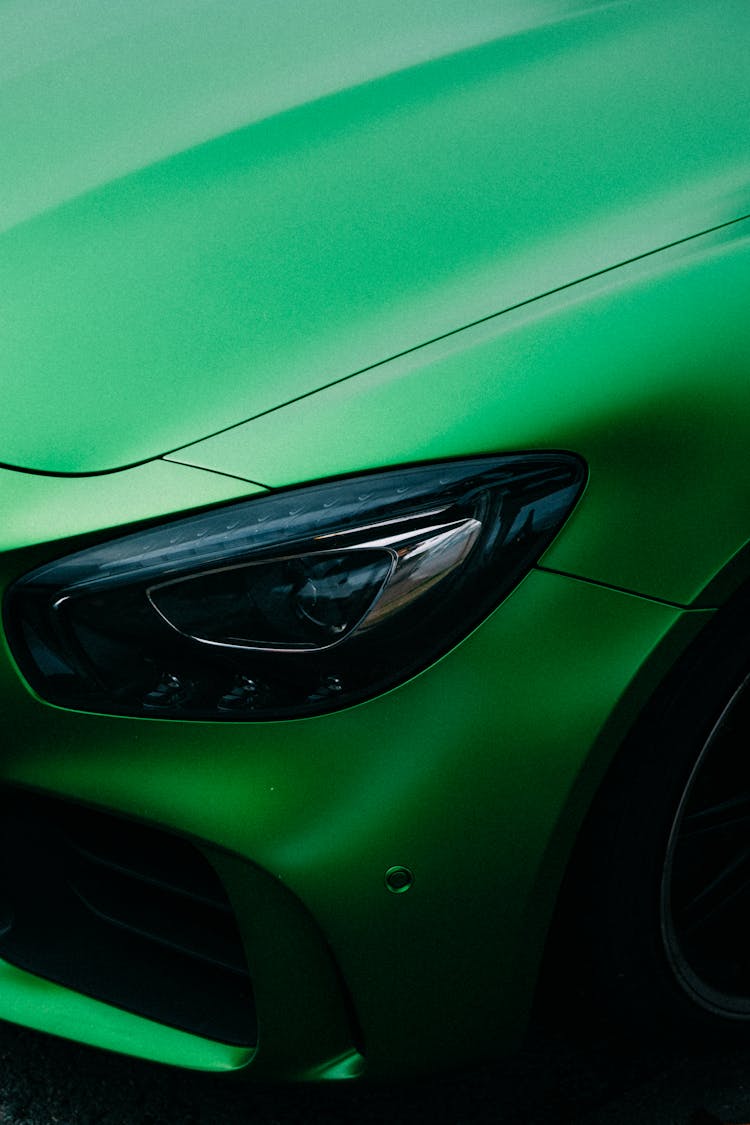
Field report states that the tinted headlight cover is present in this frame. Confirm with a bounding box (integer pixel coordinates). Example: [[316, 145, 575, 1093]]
[[5, 455, 585, 720]]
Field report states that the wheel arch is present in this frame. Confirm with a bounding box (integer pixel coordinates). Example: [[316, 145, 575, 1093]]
[[533, 553, 750, 1029]]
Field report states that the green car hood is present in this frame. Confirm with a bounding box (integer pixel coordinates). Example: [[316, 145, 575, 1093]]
[[2, 0, 748, 475]]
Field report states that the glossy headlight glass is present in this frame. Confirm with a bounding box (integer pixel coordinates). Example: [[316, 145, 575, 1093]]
[[5, 455, 584, 720]]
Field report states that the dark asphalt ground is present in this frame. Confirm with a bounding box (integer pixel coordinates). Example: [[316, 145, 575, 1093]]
[[1, 1015, 749, 1124]]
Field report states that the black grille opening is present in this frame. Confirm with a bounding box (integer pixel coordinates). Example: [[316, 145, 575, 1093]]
[[0, 790, 256, 1047]]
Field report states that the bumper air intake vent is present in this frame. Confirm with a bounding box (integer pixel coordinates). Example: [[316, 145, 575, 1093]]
[[0, 790, 256, 1046]]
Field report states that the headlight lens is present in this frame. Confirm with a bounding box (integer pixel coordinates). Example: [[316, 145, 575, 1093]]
[[5, 454, 584, 720]]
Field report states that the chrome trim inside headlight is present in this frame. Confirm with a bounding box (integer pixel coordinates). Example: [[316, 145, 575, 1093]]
[[4, 454, 585, 720]]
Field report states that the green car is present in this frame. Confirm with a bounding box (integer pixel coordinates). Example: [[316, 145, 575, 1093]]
[[1, 0, 748, 1080]]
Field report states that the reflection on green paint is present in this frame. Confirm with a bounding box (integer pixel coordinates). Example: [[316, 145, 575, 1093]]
[[0, 960, 252, 1072], [1, 1, 748, 472], [0, 0, 747, 1083]]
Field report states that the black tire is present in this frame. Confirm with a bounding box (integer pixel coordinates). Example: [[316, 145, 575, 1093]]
[[551, 582, 750, 1042]]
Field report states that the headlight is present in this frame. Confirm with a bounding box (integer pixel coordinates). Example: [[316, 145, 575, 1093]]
[[4, 455, 584, 720]]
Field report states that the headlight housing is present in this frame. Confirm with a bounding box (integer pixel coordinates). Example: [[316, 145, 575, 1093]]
[[4, 454, 584, 720]]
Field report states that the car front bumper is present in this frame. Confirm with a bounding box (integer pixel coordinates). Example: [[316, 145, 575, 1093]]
[[0, 510, 713, 1076]]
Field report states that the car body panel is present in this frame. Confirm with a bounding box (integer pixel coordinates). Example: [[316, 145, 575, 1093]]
[[0, 460, 262, 555], [170, 220, 750, 607], [0, 959, 252, 1072], [1, 0, 748, 474], [0, 496, 713, 1071]]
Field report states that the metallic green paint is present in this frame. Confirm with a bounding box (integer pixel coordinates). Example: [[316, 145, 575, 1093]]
[[1, 0, 748, 472], [0, 461, 262, 554], [1, 0, 749, 1082], [0, 503, 715, 1071], [173, 221, 750, 607], [0, 960, 252, 1072]]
